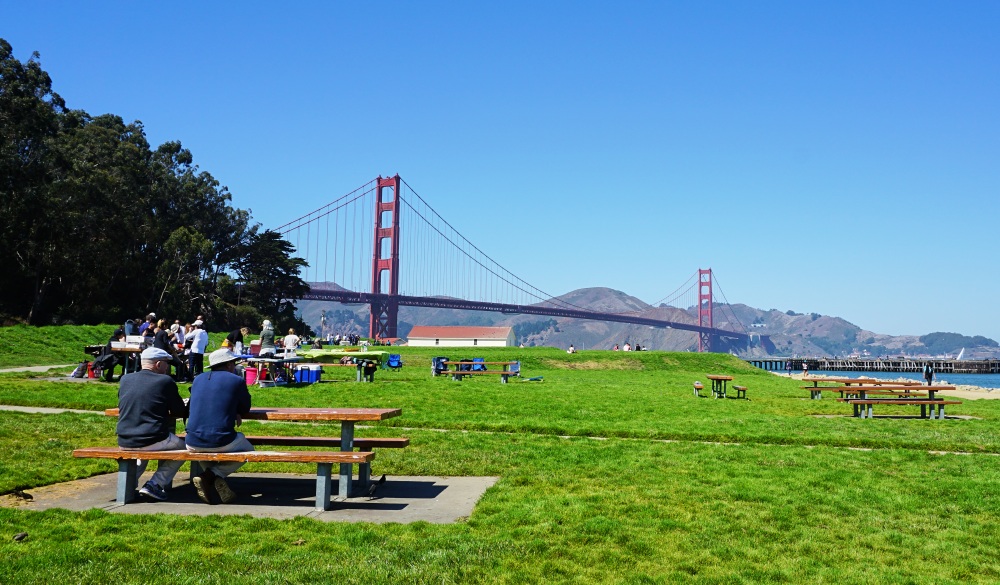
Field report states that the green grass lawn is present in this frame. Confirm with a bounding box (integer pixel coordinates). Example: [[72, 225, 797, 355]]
[[2, 340, 1000, 583]]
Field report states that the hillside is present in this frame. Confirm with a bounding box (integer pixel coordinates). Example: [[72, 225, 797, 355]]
[[296, 285, 1000, 358]]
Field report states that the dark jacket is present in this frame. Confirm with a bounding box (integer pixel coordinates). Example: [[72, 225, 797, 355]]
[[116, 369, 187, 448], [185, 370, 252, 448]]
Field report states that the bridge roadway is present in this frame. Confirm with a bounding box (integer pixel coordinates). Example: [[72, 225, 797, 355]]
[[302, 289, 750, 343]]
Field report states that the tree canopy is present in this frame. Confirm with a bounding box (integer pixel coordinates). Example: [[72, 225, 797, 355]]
[[0, 38, 310, 333]]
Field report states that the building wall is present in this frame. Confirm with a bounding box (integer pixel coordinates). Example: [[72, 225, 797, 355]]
[[408, 336, 512, 347]]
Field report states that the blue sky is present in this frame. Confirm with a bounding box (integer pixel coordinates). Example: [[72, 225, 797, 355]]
[[5, 2, 999, 341]]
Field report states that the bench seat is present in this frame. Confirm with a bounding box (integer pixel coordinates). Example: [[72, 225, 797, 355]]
[[72, 447, 375, 510], [838, 398, 962, 420], [451, 370, 520, 383], [175, 434, 408, 488], [693, 382, 704, 397], [732, 385, 747, 399]]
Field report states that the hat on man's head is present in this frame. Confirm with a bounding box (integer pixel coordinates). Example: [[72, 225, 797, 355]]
[[170, 323, 179, 333], [140, 347, 172, 361], [193, 319, 204, 326], [208, 348, 240, 368]]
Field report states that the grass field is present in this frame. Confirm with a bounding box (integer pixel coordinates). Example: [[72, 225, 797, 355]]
[[1, 326, 999, 583]]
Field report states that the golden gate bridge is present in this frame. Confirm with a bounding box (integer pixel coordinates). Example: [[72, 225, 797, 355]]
[[276, 175, 762, 352]]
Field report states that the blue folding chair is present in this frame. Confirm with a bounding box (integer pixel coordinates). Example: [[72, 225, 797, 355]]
[[386, 354, 403, 370], [431, 356, 450, 376], [472, 358, 487, 372]]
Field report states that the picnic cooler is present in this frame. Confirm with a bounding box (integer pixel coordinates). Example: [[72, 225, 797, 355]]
[[244, 367, 259, 386], [294, 364, 322, 384]]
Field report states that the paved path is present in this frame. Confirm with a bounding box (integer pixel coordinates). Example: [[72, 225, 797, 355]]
[[0, 405, 99, 415], [0, 364, 73, 373]]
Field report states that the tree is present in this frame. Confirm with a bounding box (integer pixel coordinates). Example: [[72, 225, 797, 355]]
[[0, 39, 66, 321], [233, 230, 311, 334]]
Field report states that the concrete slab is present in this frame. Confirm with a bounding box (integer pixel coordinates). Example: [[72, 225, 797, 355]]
[[1, 472, 498, 524]]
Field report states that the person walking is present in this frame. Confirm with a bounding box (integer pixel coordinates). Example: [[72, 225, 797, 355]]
[[923, 363, 934, 386]]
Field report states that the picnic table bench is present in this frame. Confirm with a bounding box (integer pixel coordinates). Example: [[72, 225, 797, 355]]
[[693, 382, 704, 397], [836, 398, 962, 419], [72, 447, 374, 510], [92, 407, 405, 504]]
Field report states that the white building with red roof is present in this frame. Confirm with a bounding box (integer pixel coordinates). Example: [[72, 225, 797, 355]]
[[406, 325, 516, 347]]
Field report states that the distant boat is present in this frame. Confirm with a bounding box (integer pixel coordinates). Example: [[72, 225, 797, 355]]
[[956, 348, 965, 360]]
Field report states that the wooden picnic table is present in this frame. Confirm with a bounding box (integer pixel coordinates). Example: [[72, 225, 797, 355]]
[[802, 376, 924, 388], [706, 374, 734, 399], [105, 407, 401, 497], [443, 360, 521, 383]]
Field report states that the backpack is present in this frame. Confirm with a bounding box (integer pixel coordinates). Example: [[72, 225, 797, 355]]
[[69, 362, 88, 378]]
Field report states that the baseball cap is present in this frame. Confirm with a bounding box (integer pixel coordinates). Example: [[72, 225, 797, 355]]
[[140, 347, 172, 361]]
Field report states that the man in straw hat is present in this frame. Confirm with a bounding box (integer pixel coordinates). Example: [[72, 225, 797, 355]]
[[184, 348, 253, 504], [116, 347, 188, 502]]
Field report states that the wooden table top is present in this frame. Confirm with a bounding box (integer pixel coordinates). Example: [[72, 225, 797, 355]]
[[706, 374, 734, 381], [105, 407, 402, 422]]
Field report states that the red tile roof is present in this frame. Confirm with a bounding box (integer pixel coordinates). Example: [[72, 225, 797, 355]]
[[407, 326, 513, 339]]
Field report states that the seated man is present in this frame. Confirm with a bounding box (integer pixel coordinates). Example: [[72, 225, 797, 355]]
[[185, 348, 253, 504], [116, 347, 189, 501]]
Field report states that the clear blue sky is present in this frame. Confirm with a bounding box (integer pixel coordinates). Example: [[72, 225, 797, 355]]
[[6, 2, 999, 340]]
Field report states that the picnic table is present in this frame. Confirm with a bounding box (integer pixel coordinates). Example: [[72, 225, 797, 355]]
[[802, 377, 923, 399], [442, 360, 521, 383], [831, 385, 959, 419], [706, 374, 734, 399], [101, 406, 402, 500], [244, 356, 302, 386]]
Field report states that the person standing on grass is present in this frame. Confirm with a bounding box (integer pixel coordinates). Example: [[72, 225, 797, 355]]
[[259, 320, 276, 357], [115, 347, 188, 502], [185, 348, 253, 505], [187, 320, 209, 381], [923, 363, 934, 386]]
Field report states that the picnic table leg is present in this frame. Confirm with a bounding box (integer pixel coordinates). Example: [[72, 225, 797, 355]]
[[921, 404, 927, 419], [356, 364, 362, 382], [116, 459, 138, 504], [866, 404, 873, 419], [939, 404, 946, 419], [316, 463, 333, 511], [339, 421, 355, 498]]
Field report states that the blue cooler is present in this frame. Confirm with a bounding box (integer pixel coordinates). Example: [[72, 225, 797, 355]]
[[295, 365, 322, 383]]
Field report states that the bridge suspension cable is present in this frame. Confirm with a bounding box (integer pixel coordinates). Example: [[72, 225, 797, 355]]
[[710, 272, 749, 336]]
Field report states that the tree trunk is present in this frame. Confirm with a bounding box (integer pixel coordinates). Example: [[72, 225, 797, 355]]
[[28, 275, 51, 325]]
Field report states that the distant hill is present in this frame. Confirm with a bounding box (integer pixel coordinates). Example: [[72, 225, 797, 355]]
[[296, 284, 1000, 358]]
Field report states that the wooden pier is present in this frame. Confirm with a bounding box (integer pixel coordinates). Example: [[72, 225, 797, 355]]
[[747, 357, 1000, 374]]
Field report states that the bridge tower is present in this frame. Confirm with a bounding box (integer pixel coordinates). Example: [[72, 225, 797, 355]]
[[369, 175, 401, 339], [697, 268, 713, 352]]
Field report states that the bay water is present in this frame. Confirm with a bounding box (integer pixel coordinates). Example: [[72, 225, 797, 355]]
[[802, 369, 1000, 391]]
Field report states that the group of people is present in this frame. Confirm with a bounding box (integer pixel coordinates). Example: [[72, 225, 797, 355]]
[[116, 345, 253, 504], [611, 343, 642, 351], [103, 313, 211, 383]]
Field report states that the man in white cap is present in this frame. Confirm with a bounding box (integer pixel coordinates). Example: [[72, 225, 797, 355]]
[[186, 319, 209, 382], [116, 347, 188, 501], [185, 348, 253, 504]]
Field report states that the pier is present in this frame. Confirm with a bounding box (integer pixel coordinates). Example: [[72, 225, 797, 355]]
[[747, 357, 1000, 374]]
